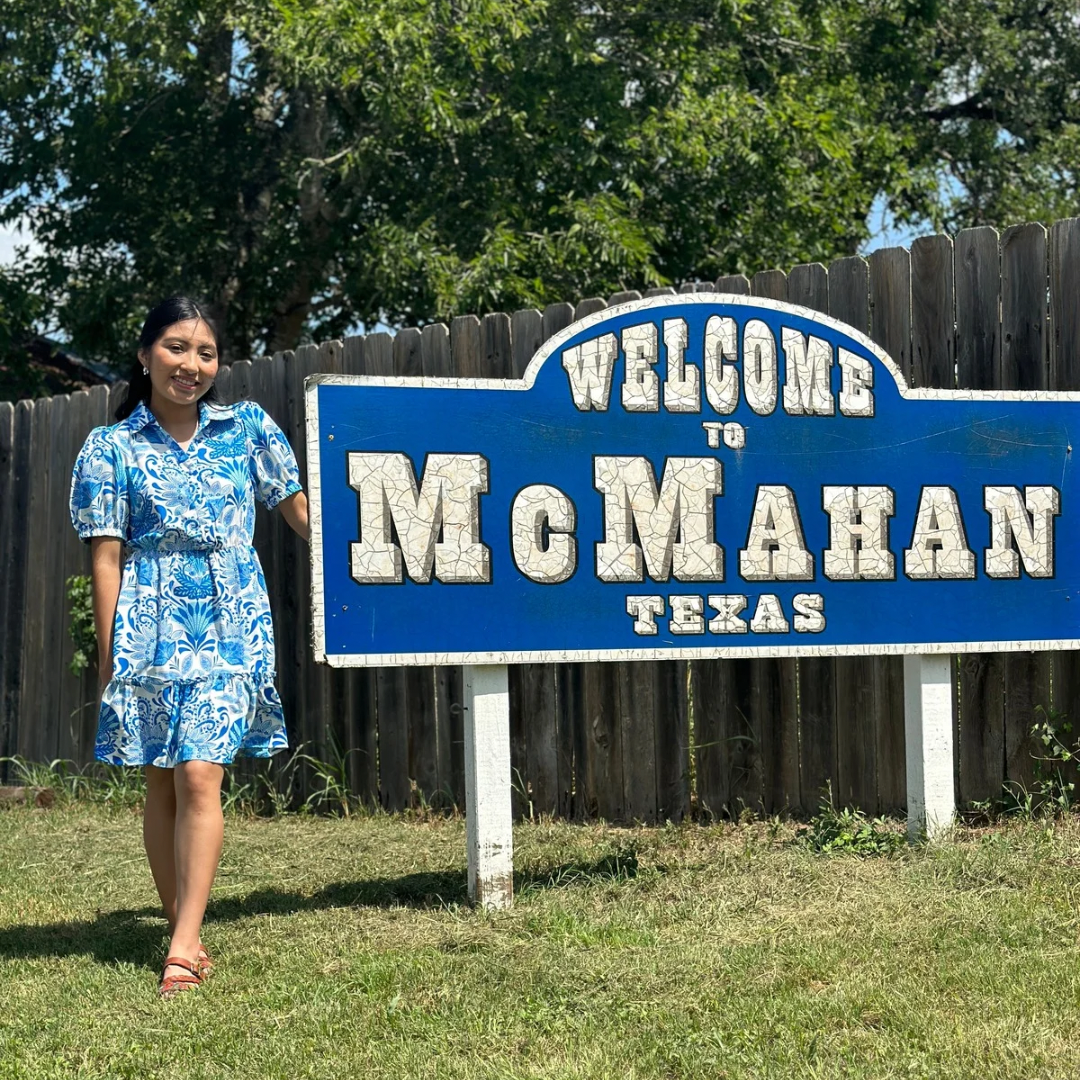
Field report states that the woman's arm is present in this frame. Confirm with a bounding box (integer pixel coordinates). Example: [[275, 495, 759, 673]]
[[90, 537, 123, 688], [278, 490, 310, 542]]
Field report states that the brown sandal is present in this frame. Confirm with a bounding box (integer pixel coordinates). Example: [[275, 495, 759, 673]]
[[197, 942, 213, 978], [159, 956, 202, 999]]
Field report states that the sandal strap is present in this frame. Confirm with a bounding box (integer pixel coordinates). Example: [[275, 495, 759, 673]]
[[162, 956, 201, 979]]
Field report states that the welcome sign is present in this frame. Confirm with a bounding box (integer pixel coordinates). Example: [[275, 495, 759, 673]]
[[305, 295, 1079, 666]]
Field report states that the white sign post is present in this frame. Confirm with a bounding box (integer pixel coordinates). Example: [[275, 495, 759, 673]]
[[904, 655, 956, 839], [462, 664, 514, 909]]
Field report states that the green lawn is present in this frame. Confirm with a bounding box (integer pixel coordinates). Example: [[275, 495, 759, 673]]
[[2, 803, 1080, 1079]]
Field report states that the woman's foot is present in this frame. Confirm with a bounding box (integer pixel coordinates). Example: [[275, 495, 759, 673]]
[[197, 942, 213, 978], [159, 956, 202, 999]]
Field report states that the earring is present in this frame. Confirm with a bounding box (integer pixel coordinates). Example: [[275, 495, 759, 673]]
[[142, 367, 148, 376]]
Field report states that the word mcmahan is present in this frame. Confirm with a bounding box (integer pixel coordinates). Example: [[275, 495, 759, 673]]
[[347, 453, 1060, 586]]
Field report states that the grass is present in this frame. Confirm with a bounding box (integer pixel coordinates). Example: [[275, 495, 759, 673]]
[[2, 803, 1080, 1079]]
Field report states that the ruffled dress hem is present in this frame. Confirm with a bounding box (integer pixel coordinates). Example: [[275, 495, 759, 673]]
[[94, 670, 290, 768]]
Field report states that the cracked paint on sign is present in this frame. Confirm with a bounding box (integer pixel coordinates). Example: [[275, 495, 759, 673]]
[[306, 294, 1080, 666]]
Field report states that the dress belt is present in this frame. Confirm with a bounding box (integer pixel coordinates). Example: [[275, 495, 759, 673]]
[[127, 544, 251, 558]]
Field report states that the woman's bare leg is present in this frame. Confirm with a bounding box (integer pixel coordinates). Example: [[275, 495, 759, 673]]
[[143, 765, 179, 929], [166, 760, 225, 971]]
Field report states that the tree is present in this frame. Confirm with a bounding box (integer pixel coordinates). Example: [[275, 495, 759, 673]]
[[844, 0, 1080, 231], [0, 0, 1077, 375]]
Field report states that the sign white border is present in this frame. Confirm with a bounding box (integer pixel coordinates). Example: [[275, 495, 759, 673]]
[[305, 294, 1080, 668]]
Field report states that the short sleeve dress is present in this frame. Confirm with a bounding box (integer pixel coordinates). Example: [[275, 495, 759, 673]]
[[69, 399, 301, 767]]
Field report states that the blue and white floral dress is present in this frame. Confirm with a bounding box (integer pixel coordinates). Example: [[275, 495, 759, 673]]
[[69, 399, 301, 767]]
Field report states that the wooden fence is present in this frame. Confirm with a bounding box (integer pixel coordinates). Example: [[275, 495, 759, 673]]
[[2, 217, 1080, 820]]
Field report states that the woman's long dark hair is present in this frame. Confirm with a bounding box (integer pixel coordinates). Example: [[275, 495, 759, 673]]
[[115, 297, 225, 421]]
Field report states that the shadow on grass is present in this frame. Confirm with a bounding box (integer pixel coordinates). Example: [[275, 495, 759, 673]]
[[0, 853, 637, 969]]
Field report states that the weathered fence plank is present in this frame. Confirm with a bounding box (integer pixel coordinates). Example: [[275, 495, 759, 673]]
[[691, 272, 750, 817], [357, 332, 412, 810], [337, 336, 380, 806], [0, 401, 16, 766], [510, 309, 543, 379], [507, 306, 562, 817], [44, 396, 72, 761], [417, 322, 465, 810], [77, 385, 111, 758], [868, 247, 910, 815], [1050, 219, 1080, 765], [955, 226, 1005, 806], [18, 397, 54, 763], [1001, 223, 1052, 794], [567, 296, 631, 819], [789, 262, 834, 814], [4, 400, 34, 766], [539, 302, 579, 819], [828, 255, 879, 813], [55, 392, 90, 761], [911, 235, 955, 390], [389, 328, 440, 809], [749, 268, 800, 813]]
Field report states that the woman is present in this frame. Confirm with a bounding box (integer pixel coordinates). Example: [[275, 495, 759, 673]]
[[70, 297, 309, 998]]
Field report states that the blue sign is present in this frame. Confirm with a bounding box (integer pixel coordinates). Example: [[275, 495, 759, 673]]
[[305, 295, 1080, 666]]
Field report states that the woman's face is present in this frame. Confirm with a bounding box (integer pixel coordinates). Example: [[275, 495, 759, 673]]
[[140, 318, 220, 410]]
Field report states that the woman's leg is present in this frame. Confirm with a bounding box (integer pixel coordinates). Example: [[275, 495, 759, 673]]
[[166, 760, 225, 969], [143, 765, 179, 929]]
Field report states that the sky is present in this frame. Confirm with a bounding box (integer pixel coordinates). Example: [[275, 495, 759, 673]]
[[0, 218, 39, 265]]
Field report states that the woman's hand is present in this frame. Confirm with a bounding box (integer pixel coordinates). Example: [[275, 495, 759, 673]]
[[279, 490, 310, 542], [90, 537, 123, 689]]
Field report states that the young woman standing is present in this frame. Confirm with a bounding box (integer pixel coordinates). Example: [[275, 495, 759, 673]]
[[70, 297, 309, 997]]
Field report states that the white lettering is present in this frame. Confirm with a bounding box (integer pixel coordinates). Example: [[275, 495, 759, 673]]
[[793, 593, 825, 633], [984, 486, 1060, 578], [749, 593, 789, 633], [621, 323, 659, 411], [782, 329, 834, 416], [348, 453, 490, 584], [594, 457, 723, 582], [743, 319, 778, 415], [739, 485, 814, 581], [562, 333, 618, 411], [511, 485, 577, 584], [669, 594, 705, 634], [822, 485, 895, 580], [904, 486, 975, 579], [663, 318, 699, 412], [838, 348, 874, 417], [707, 594, 748, 634], [626, 595, 665, 635], [703, 315, 739, 414]]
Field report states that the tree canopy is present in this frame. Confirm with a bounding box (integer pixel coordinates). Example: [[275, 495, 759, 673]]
[[0, 0, 1077, 382]]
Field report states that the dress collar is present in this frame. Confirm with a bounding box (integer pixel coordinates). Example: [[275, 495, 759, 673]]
[[124, 398, 237, 436]]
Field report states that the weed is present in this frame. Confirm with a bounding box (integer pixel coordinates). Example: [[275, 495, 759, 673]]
[[293, 738, 363, 816], [1, 756, 145, 809], [795, 784, 907, 856], [982, 705, 1080, 821], [1027, 704, 1077, 814]]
